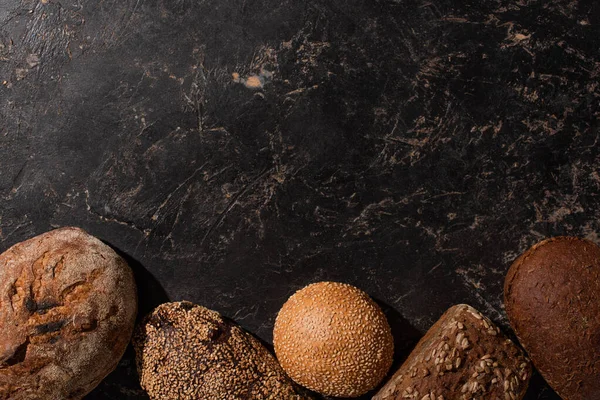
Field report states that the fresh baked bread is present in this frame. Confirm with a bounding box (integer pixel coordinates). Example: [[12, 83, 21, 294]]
[[273, 281, 393, 397], [0, 227, 137, 399], [505, 236, 600, 400], [133, 301, 311, 399], [374, 304, 531, 400]]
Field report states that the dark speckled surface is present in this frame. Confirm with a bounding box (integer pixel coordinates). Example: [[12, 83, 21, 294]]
[[1, 0, 599, 398]]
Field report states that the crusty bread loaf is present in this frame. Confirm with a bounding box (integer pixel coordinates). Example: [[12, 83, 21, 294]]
[[133, 301, 312, 400], [373, 304, 531, 400], [504, 237, 600, 400], [0, 227, 137, 400]]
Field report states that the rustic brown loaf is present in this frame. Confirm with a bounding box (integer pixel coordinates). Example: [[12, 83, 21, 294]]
[[504, 236, 600, 400], [133, 301, 312, 400], [373, 304, 531, 400], [0, 227, 137, 400]]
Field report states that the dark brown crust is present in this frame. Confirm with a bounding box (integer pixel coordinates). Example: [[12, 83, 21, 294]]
[[0, 227, 137, 400], [133, 301, 312, 400], [373, 304, 531, 400], [504, 236, 600, 400]]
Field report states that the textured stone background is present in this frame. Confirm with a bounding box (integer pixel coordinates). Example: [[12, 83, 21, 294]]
[[1, 0, 599, 398]]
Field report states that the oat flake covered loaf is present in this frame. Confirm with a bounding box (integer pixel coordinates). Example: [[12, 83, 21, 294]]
[[0, 227, 137, 400], [133, 301, 311, 400], [373, 304, 531, 400]]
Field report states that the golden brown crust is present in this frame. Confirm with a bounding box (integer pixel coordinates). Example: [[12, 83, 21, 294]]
[[133, 301, 311, 400], [373, 304, 531, 400], [273, 281, 394, 397], [504, 236, 600, 400], [0, 227, 137, 400]]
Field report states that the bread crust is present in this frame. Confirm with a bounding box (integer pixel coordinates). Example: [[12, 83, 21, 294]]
[[373, 304, 531, 400], [0, 227, 137, 400], [273, 281, 394, 397], [504, 236, 600, 400], [134, 301, 312, 400]]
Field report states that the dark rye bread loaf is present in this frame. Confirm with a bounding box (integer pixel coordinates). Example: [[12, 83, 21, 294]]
[[504, 237, 600, 400], [0, 227, 137, 400], [373, 304, 531, 400], [133, 301, 312, 400]]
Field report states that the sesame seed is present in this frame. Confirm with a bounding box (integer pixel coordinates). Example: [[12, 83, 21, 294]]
[[273, 282, 394, 397]]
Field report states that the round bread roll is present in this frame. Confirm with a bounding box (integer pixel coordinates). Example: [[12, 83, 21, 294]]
[[504, 237, 600, 400], [133, 301, 311, 400], [273, 281, 394, 397], [0, 227, 137, 399]]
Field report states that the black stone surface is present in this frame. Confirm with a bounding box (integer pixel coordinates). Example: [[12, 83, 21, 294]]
[[1, 0, 599, 398]]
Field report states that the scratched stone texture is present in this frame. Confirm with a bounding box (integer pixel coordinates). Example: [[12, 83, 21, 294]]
[[1, 0, 599, 398]]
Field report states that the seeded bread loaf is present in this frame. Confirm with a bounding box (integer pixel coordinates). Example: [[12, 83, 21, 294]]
[[133, 301, 312, 400], [504, 237, 600, 400], [0, 227, 137, 400], [373, 304, 531, 400]]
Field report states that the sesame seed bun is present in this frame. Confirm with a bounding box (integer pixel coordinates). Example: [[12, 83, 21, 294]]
[[273, 281, 394, 397]]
